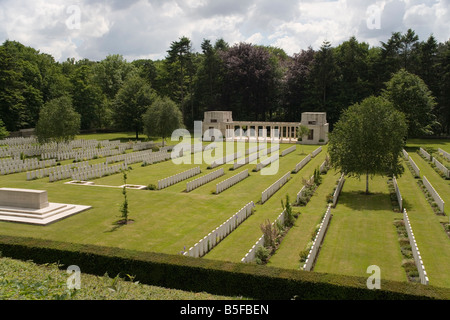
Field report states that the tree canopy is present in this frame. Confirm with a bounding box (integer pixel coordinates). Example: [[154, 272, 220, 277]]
[[328, 96, 407, 194], [1, 29, 449, 139], [143, 97, 184, 145], [35, 95, 81, 145]]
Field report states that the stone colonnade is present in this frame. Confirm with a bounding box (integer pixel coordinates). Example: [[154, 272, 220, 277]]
[[224, 121, 300, 142]]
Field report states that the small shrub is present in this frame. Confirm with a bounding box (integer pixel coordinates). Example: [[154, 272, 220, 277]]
[[255, 246, 270, 265], [299, 249, 309, 263], [147, 184, 156, 190]]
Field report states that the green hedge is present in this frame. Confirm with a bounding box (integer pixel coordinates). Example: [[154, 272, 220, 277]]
[[1, 235, 449, 300]]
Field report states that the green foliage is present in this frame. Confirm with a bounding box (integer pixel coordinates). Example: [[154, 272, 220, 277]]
[[255, 246, 270, 265], [281, 194, 296, 228], [143, 96, 184, 145], [0, 119, 8, 139], [382, 69, 438, 138], [35, 95, 81, 145], [328, 96, 407, 193], [111, 73, 156, 140], [120, 172, 129, 223]]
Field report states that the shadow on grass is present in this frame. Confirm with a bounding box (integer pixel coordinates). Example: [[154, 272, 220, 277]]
[[105, 219, 135, 233], [336, 191, 392, 212]]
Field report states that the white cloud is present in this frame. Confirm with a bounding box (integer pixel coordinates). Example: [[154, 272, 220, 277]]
[[0, 0, 448, 62]]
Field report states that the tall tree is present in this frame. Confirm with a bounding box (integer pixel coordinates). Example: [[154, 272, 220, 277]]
[[283, 47, 315, 121], [328, 96, 407, 194], [143, 96, 184, 146], [111, 74, 156, 140], [70, 64, 106, 130], [382, 69, 438, 138], [309, 40, 339, 127], [35, 95, 81, 146], [93, 54, 135, 101], [219, 42, 280, 121], [164, 36, 196, 124], [334, 37, 371, 108]]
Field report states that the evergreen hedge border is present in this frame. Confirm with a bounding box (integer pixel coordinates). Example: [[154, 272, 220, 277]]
[[0, 235, 449, 300]]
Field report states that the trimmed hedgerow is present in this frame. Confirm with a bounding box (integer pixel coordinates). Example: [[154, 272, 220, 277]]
[[0, 235, 449, 300]]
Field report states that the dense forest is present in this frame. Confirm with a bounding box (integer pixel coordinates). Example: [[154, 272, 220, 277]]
[[1, 28, 449, 138]]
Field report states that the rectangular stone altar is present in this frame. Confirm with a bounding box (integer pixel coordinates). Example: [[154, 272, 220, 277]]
[[0, 188, 49, 209], [0, 188, 91, 225]]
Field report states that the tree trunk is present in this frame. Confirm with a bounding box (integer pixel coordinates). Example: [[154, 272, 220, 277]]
[[135, 129, 139, 141], [366, 173, 369, 194]]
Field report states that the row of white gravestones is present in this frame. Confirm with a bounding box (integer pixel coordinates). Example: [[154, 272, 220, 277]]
[[422, 176, 445, 214], [293, 154, 312, 173], [432, 157, 450, 178], [311, 146, 322, 158], [132, 141, 155, 151], [281, 145, 296, 157], [41, 147, 124, 162], [70, 163, 128, 182], [26, 161, 90, 180], [215, 169, 249, 194], [210, 152, 243, 169], [261, 171, 291, 204], [241, 208, 287, 263], [438, 148, 450, 161], [1, 159, 56, 176], [255, 154, 279, 172], [0, 136, 37, 146], [296, 161, 327, 204], [332, 173, 346, 208], [402, 149, 409, 159], [157, 167, 201, 190], [233, 148, 267, 170], [419, 147, 431, 161], [409, 156, 421, 178], [403, 209, 429, 285], [184, 201, 255, 258], [392, 175, 403, 211], [106, 149, 153, 164], [186, 168, 225, 192], [303, 204, 332, 271]]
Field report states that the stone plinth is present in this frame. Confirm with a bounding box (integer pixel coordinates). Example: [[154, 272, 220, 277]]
[[0, 188, 49, 209], [0, 188, 91, 225]]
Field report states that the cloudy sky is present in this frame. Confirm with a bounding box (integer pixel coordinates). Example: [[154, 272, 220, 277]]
[[0, 0, 449, 62]]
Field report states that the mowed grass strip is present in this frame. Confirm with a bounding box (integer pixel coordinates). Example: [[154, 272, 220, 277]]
[[396, 159, 450, 288], [268, 168, 340, 270], [313, 176, 407, 283], [408, 152, 450, 218], [204, 147, 327, 263]]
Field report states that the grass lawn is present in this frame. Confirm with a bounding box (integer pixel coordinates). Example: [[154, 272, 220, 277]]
[[202, 147, 328, 263], [312, 175, 407, 283], [0, 140, 320, 258], [267, 167, 340, 270], [408, 152, 450, 218], [396, 159, 450, 288]]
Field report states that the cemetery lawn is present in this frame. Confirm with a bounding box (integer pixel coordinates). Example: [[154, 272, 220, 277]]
[[396, 159, 450, 288], [312, 175, 407, 283], [0, 141, 321, 258], [267, 167, 340, 270], [1, 135, 450, 291], [203, 148, 328, 263]]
